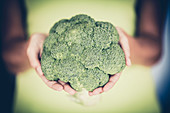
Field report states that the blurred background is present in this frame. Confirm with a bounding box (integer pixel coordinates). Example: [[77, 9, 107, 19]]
[[0, 0, 169, 113]]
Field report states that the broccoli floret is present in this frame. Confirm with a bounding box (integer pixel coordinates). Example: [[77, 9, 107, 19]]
[[70, 68, 109, 91], [41, 54, 56, 80], [81, 47, 102, 68], [49, 19, 70, 34], [99, 44, 126, 74], [94, 22, 119, 48], [51, 42, 69, 59], [41, 14, 126, 91]]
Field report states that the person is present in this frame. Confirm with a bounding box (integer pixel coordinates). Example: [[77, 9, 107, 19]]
[[27, 0, 167, 96], [0, 0, 29, 112], [0, 0, 167, 112], [152, 4, 170, 113]]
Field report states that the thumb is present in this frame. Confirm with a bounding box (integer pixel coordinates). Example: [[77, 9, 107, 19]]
[[27, 33, 45, 75], [116, 27, 131, 66]]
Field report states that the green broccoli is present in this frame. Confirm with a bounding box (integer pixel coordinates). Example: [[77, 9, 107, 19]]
[[41, 14, 126, 91]]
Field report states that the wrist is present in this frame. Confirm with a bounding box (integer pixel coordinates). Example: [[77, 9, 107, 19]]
[[2, 40, 30, 74], [128, 36, 161, 66]]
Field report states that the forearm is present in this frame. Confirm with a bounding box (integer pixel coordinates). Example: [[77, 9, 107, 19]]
[[1, 0, 30, 74], [2, 38, 30, 74], [129, 35, 161, 66], [131, 0, 166, 66]]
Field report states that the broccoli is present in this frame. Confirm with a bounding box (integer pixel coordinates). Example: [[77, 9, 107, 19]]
[[41, 14, 126, 91]]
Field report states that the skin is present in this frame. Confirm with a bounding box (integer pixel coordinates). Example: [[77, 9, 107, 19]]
[[26, 29, 131, 95], [1, 0, 30, 73], [1, 0, 164, 95]]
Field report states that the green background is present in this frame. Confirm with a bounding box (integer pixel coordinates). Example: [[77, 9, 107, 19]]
[[14, 0, 159, 113]]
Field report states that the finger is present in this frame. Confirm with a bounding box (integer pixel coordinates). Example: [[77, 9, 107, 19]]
[[116, 27, 130, 56], [38, 73, 64, 91], [58, 80, 76, 95], [109, 73, 121, 82], [35, 65, 48, 83], [46, 80, 63, 91], [27, 39, 41, 69], [35, 71, 64, 92], [92, 87, 103, 95], [103, 82, 115, 92], [27, 47, 41, 68], [58, 80, 66, 85], [27, 33, 47, 68], [35, 66, 49, 84], [51, 83, 63, 91], [103, 74, 121, 92], [46, 80, 58, 88], [40, 74, 49, 83], [116, 27, 131, 66], [63, 84, 76, 95]]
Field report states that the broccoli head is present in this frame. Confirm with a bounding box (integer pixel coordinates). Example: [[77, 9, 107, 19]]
[[41, 14, 126, 91]]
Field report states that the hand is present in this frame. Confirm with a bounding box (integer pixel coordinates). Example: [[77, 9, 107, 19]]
[[26, 33, 76, 95], [89, 27, 131, 96]]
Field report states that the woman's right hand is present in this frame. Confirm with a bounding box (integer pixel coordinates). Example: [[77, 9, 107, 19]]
[[26, 33, 76, 95]]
